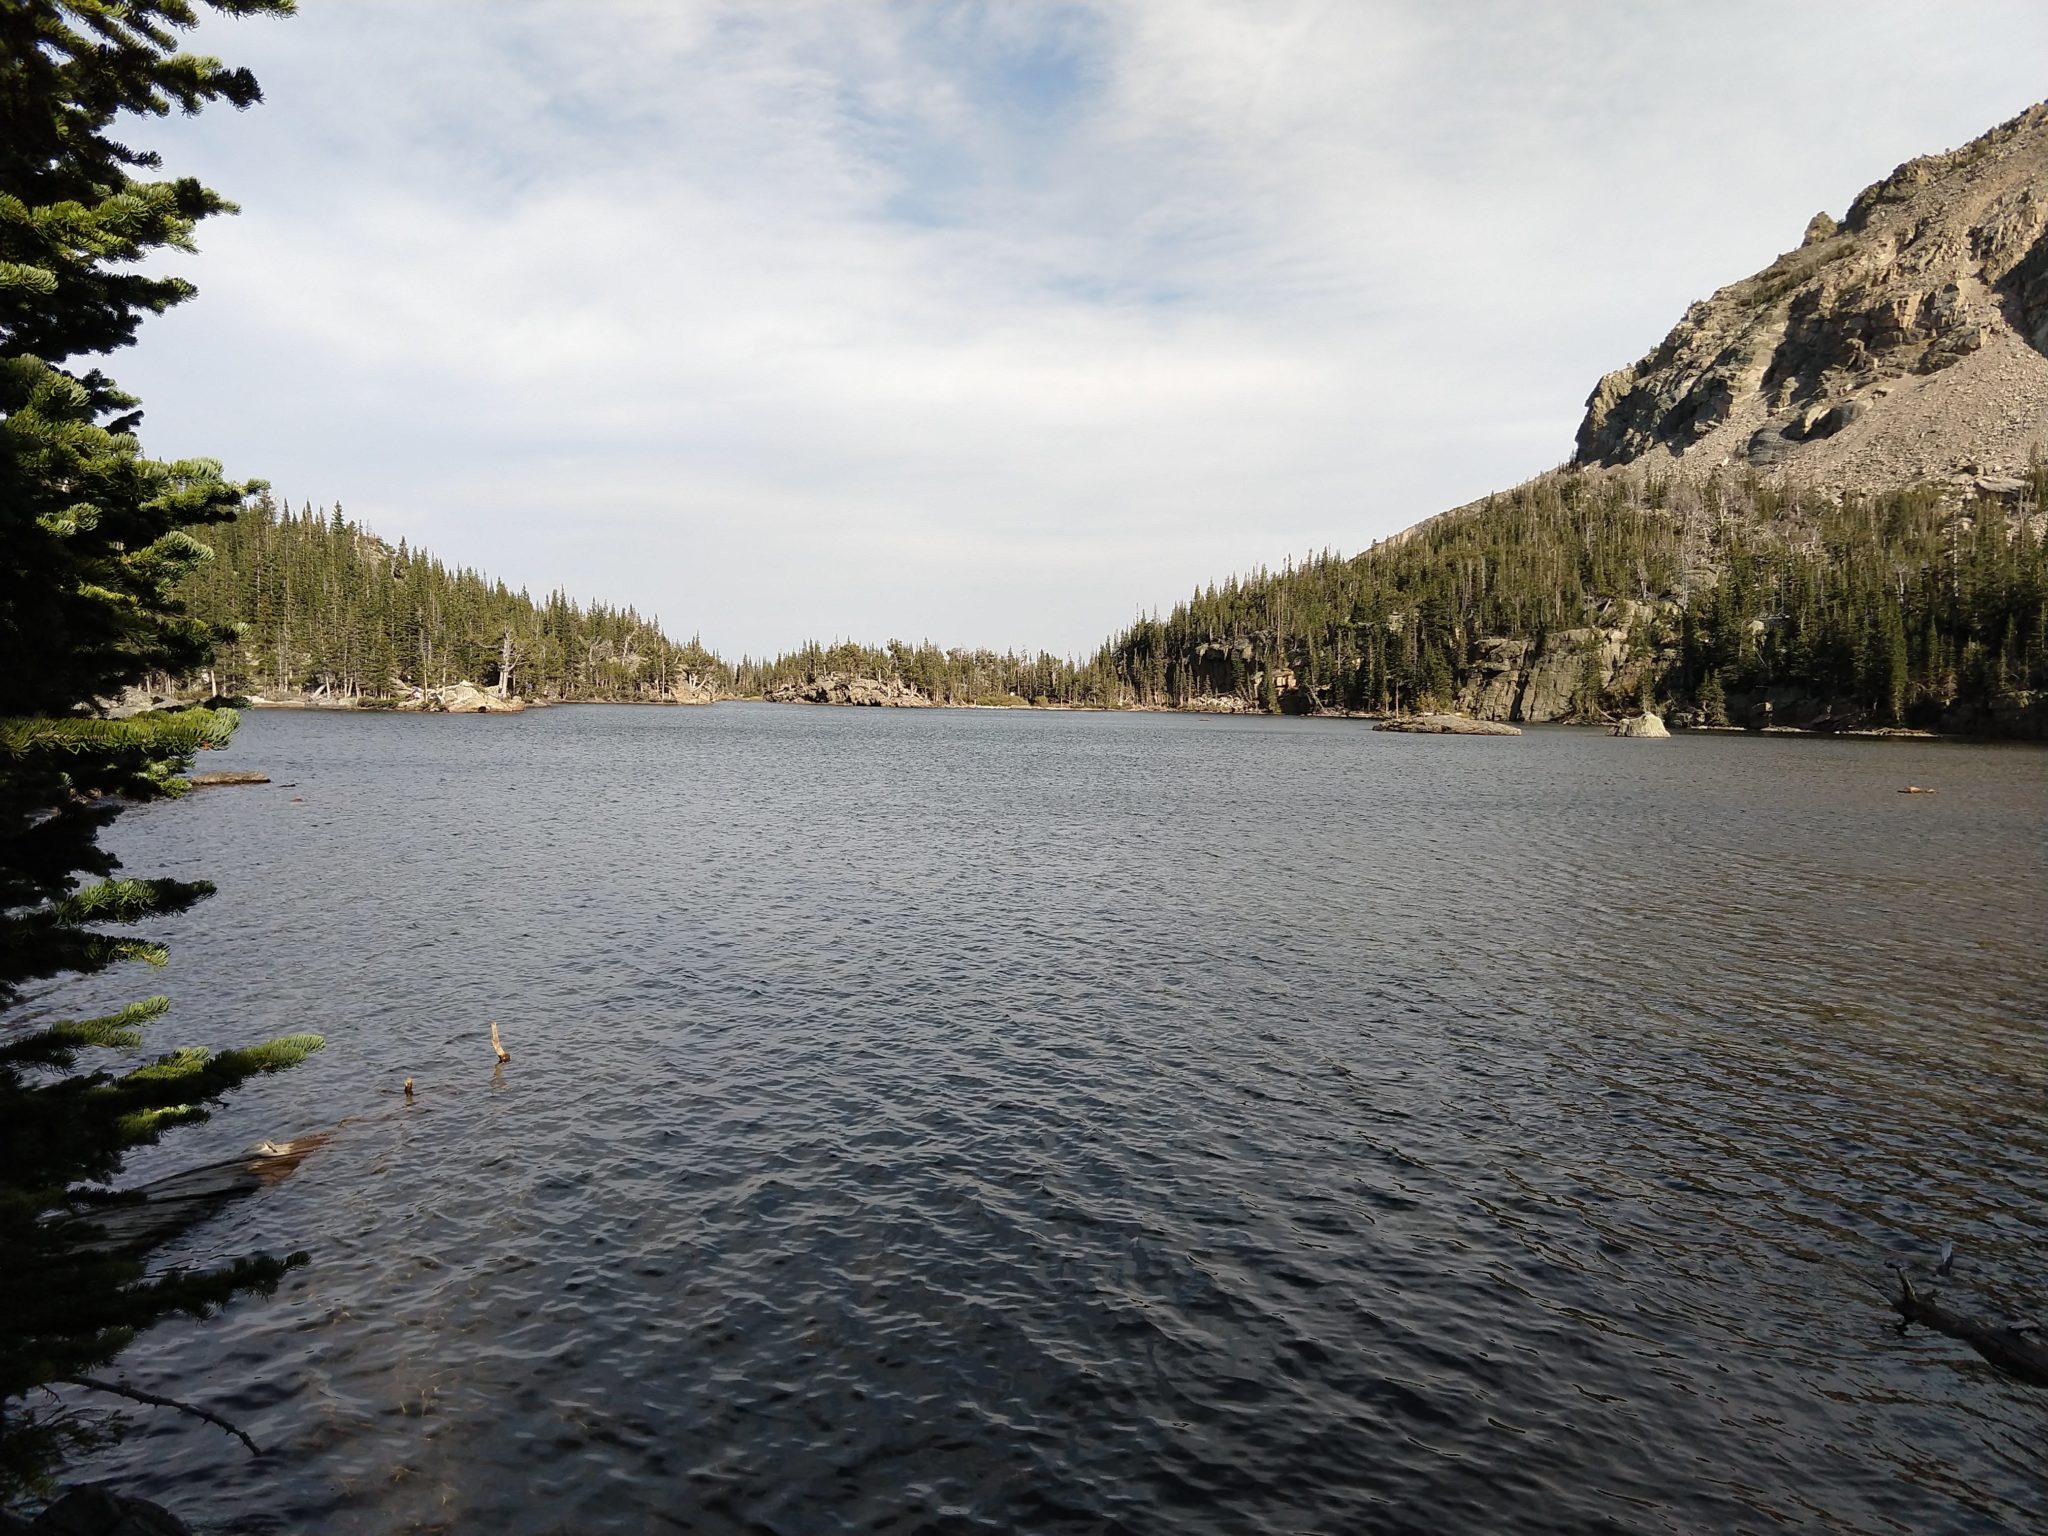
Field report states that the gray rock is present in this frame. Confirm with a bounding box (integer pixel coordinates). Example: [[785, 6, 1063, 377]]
[[1571, 101, 2048, 475], [425, 681, 526, 714], [1454, 637, 1529, 720], [1516, 628, 1614, 723], [1374, 713, 1523, 736], [33, 1488, 189, 1536], [766, 673, 933, 708], [1746, 423, 1799, 466], [1611, 712, 1671, 738]]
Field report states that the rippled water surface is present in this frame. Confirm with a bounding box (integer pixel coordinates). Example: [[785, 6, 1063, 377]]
[[39, 705, 2048, 1533]]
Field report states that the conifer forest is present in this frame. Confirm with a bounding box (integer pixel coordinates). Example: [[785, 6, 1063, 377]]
[[175, 462, 2048, 735]]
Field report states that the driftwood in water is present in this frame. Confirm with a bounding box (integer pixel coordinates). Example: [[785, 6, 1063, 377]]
[[1892, 1269, 2048, 1385], [490, 1021, 509, 1064], [64, 1134, 329, 1257], [186, 770, 271, 787]]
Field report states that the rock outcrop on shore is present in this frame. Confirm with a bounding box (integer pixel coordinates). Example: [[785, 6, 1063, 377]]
[[766, 674, 934, 707], [666, 678, 720, 705], [1611, 712, 1671, 738], [1442, 601, 1663, 726], [1574, 102, 2048, 489], [1374, 714, 1523, 736]]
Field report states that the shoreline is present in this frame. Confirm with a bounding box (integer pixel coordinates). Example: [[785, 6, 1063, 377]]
[[208, 694, 2034, 742]]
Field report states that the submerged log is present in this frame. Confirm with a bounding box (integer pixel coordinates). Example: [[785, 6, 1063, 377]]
[[185, 770, 271, 787], [63, 1134, 329, 1257], [1892, 1269, 2048, 1385]]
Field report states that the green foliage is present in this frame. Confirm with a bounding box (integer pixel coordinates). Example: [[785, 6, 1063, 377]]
[[1, 0, 316, 1498], [0, 355, 250, 716], [1085, 468, 2046, 728], [0, 0, 293, 365], [176, 496, 727, 702], [1697, 668, 1728, 726], [733, 636, 1127, 709]]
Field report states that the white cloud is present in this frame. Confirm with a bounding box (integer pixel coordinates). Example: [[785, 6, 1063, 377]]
[[113, 0, 2048, 656]]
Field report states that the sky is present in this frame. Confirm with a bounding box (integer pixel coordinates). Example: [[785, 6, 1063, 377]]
[[116, 1, 2048, 660]]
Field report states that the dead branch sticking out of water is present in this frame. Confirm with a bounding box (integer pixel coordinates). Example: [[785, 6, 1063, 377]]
[[490, 1022, 509, 1064], [63, 1374, 262, 1455], [1891, 1268, 2048, 1385]]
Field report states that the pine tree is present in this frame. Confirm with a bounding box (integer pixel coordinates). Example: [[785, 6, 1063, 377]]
[[1698, 668, 1728, 726], [1, 1, 319, 1498]]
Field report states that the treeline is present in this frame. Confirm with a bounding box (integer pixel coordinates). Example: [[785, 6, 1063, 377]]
[[178, 469, 2048, 732], [732, 640, 1121, 707], [176, 496, 725, 701], [1108, 470, 1681, 711], [1097, 461, 2048, 729]]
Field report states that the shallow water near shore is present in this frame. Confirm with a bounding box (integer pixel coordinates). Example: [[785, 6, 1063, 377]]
[[37, 704, 2048, 1534]]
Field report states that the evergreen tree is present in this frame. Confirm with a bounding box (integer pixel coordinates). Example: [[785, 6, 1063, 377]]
[[0, 1, 320, 1498], [1698, 668, 1728, 726]]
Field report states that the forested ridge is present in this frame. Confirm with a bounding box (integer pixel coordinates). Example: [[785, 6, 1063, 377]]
[[175, 494, 723, 702], [173, 496, 1129, 708], [744, 460, 2048, 735], [1100, 461, 2048, 732], [730, 640, 1121, 708]]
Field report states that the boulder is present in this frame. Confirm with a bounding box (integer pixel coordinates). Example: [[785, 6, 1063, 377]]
[[1611, 712, 1671, 738], [1974, 474, 2029, 499], [1374, 713, 1522, 736], [29, 1488, 190, 1536]]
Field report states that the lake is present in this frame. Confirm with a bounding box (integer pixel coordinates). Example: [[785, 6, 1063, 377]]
[[40, 704, 2048, 1533]]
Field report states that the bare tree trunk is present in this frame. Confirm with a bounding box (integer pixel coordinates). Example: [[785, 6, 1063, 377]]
[[499, 627, 515, 698]]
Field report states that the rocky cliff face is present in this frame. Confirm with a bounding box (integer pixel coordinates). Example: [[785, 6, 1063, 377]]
[[1576, 102, 2048, 491], [766, 673, 934, 707]]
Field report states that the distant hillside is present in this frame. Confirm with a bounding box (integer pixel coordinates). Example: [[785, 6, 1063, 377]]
[[176, 496, 725, 704], [1101, 465, 2046, 735], [732, 640, 1118, 709], [1084, 104, 2048, 738]]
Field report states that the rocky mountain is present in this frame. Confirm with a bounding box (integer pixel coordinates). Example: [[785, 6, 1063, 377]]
[[1092, 105, 2048, 738], [1576, 102, 2048, 493]]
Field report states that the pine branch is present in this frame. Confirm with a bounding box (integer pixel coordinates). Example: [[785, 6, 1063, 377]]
[[61, 1375, 260, 1456]]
